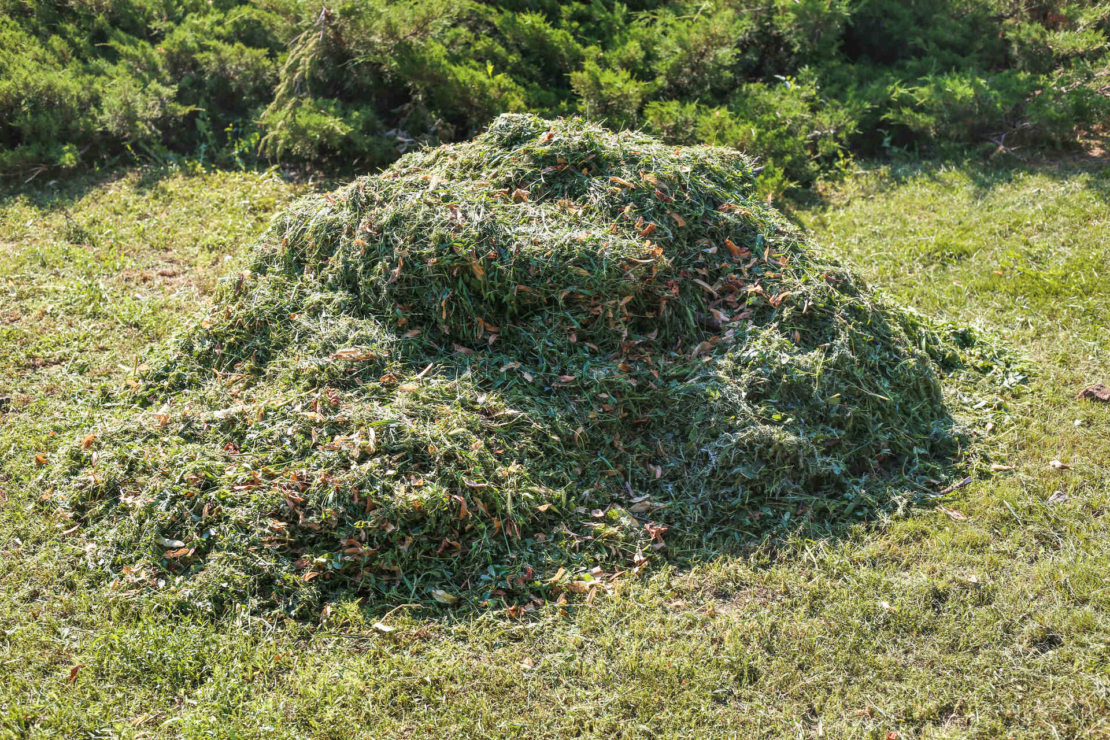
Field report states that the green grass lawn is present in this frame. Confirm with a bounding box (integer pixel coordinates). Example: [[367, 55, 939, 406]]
[[1, 157, 1108, 739]]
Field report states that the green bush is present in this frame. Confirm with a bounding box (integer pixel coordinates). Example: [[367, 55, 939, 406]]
[[645, 71, 862, 196], [1, 0, 1107, 188], [0, 0, 292, 174], [0, 16, 98, 172]]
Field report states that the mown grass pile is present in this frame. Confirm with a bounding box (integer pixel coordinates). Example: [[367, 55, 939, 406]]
[[49, 115, 1009, 617]]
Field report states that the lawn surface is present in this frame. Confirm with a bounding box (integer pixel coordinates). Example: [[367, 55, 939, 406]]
[[1, 158, 1108, 739]]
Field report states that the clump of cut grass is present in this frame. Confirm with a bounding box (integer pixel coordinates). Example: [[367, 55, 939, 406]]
[[50, 115, 1009, 616]]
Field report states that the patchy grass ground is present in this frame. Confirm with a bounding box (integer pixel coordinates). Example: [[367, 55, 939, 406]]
[[1, 158, 1108, 739]]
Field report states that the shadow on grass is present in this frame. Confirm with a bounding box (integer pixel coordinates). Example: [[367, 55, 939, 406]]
[[0, 165, 182, 212]]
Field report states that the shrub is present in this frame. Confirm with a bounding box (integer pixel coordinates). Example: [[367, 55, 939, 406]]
[[0, 0, 290, 174], [259, 98, 393, 166], [0, 17, 99, 172], [1, 0, 1107, 188], [645, 71, 861, 196]]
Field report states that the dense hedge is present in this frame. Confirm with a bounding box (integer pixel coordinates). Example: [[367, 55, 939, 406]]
[[2, 1, 1108, 190]]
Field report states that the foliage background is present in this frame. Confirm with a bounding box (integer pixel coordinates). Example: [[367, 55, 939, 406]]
[[2, 0, 1108, 193]]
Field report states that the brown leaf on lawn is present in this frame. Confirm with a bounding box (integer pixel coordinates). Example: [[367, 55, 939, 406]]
[[35, 454, 48, 466], [387, 257, 404, 284], [692, 339, 717, 357], [768, 291, 792, 308], [1077, 383, 1109, 402], [692, 278, 718, 297], [476, 317, 500, 333], [67, 665, 84, 684], [936, 476, 972, 495], [990, 464, 1013, 471], [718, 203, 753, 216], [669, 211, 686, 227], [451, 494, 469, 519], [81, 434, 97, 449], [1049, 459, 1072, 470], [331, 348, 377, 362], [935, 505, 969, 521]]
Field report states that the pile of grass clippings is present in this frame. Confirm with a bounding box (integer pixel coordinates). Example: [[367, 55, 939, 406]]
[[51, 115, 1011, 617]]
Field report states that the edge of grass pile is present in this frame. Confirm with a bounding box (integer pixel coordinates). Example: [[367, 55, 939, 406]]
[[51, 115, 1014, 617]]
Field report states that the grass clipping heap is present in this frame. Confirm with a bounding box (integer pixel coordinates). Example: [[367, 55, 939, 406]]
[[58, 115, 995, 615]]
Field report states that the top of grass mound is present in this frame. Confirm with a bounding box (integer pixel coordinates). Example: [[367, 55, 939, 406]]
[[54, 115, 1004, 617]]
